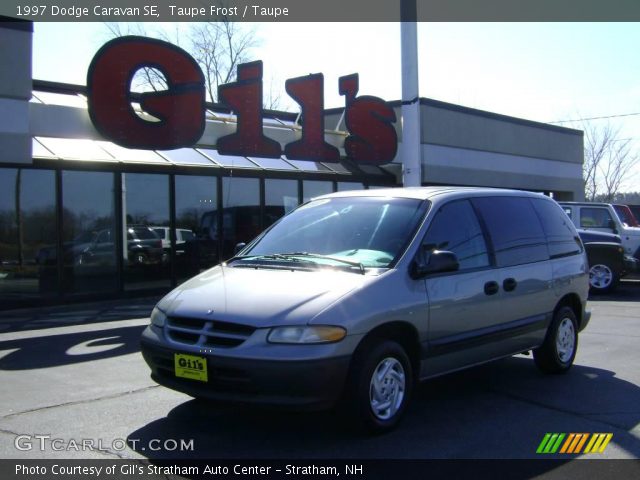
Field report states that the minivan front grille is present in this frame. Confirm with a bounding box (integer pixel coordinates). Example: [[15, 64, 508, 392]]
[[166, 316, 256, 348]]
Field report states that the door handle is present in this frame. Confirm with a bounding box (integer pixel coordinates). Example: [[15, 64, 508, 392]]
[[503, 277, 517, 292], [484, 281, 499, 296]]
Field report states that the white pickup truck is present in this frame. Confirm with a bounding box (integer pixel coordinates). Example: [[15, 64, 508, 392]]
[[559, 202, 640, 262]]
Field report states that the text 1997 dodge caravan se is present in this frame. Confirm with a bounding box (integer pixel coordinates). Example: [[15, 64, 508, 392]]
[[141, 187, 590, 432]]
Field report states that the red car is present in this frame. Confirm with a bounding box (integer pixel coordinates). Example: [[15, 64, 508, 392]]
[[613, 204, 639, 227]]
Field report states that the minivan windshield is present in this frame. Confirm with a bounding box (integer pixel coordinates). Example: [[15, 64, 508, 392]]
[[237, 196, 426, 270]]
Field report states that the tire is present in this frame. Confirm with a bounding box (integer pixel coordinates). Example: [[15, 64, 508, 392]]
[[588, 262, 619, 294], [533, 306, 578, 374], [344, 340, 413, 433]]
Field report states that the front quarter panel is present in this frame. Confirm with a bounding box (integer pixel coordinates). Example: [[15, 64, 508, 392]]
[[310, 268, 429, 343]]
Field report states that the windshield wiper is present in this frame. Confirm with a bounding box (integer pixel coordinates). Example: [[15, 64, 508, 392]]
[[228, 252, 365, 274], [226, 253, 310, 265], [275, 252, 365, 274], [230, 253, 305, 262]]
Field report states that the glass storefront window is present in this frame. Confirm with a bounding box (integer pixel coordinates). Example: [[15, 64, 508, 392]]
[[264, 179, 299, 229], [62, 171, 117, 295], [302, 180, 333, 202], [0, 162, 379, 308], [0, 169, 57, 300], [221, 177, 260, 260], [175, 175, 218, 282], [122, 173, 170, 291]]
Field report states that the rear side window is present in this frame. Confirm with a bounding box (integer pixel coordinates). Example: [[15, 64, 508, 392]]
[[580, 207, 613, 228], [153, 228, 166, 239], [472, 196, 548, 267], [421, 200, 490, 271], [531, 199, 582, 258]]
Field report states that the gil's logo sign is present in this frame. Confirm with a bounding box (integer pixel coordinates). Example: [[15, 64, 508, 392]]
[[536, 433, 613, 454], [86, 36, 398, 165]]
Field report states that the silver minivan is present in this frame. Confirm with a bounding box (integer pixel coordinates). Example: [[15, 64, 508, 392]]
[[141, 187, 590, 432]]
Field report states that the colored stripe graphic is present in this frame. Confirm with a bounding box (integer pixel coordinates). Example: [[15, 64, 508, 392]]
[[584, 434, 599, 453], [559, 433, 575, 453], [536, 433, 552, 453], [537, 433, 565, 453], [566, 433, 588, 454], [538, 433, 613, 454], [584, 433, 614, 454], [574, 433, 589, 453]]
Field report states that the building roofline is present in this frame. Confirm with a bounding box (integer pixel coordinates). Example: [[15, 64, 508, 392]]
[[326, 97, 583, 137], [32, 80, 583, 137]]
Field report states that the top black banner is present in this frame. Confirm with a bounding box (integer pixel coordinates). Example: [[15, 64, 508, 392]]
[[2, 0, 640, 22]]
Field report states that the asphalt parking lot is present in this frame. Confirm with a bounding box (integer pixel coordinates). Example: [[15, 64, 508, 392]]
[[0, 282, 639, 461]]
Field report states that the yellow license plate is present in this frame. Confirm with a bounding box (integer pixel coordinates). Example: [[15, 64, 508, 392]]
[[174, 353, 208, 382]]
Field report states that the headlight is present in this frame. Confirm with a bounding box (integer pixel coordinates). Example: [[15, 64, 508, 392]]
[[150, 307, 167, 327], [267, 325, 346, 344]]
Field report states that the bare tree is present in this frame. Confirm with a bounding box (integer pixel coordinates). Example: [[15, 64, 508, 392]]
[[264, 75, 283, 111], [581, 122, 638, 201], [189, 21, 258, 103], [102, 22, 279, 106], [103, 23, 168, 93]]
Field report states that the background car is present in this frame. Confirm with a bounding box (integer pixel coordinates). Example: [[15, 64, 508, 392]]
[[36, 225, 164, 267], [577, 228, 628, 293], [151, 227, 195, 256], [124, 225, 165, 266], [613, 204, 639, 227], [627, 204, 640, 224], [560, 202, 640, 263]]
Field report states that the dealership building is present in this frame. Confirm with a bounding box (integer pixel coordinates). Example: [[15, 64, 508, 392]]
[[0, 21, 585, 309]]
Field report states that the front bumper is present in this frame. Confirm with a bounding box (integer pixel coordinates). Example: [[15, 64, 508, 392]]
[[140, 326, 353, 411], [623, 255, 639, 275]]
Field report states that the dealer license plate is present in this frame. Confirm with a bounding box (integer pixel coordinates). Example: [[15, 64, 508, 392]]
[[174, 353, 208, 382]]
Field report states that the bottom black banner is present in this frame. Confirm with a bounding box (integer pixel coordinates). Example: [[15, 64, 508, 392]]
[[3, 459, 640, 480]]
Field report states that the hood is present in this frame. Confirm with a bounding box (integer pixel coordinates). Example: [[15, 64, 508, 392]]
[[162, 264, 377, 328]]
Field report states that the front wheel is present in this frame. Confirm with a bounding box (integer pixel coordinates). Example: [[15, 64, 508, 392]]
[[344, 340, 413, 433], [533, 306, 578, 374], [589, 263, 618, 293]]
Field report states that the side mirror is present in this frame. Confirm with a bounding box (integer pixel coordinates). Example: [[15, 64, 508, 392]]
[[234, 242, 246, 254], [410, 249, 459, 279], [608, 219, 618, 234]]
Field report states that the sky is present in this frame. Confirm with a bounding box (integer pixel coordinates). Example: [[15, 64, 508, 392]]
[[32, 22, 640, 191]]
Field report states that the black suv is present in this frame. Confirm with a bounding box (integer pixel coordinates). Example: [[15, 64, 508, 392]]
[[577, 228, 634, 293]]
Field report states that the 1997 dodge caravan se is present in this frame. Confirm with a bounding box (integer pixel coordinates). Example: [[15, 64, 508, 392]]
[[141, 187, 590, 432]]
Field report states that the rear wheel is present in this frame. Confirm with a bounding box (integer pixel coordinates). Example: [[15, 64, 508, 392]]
[[344, 340, 413, 433], [533, 306, 578, 374]]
